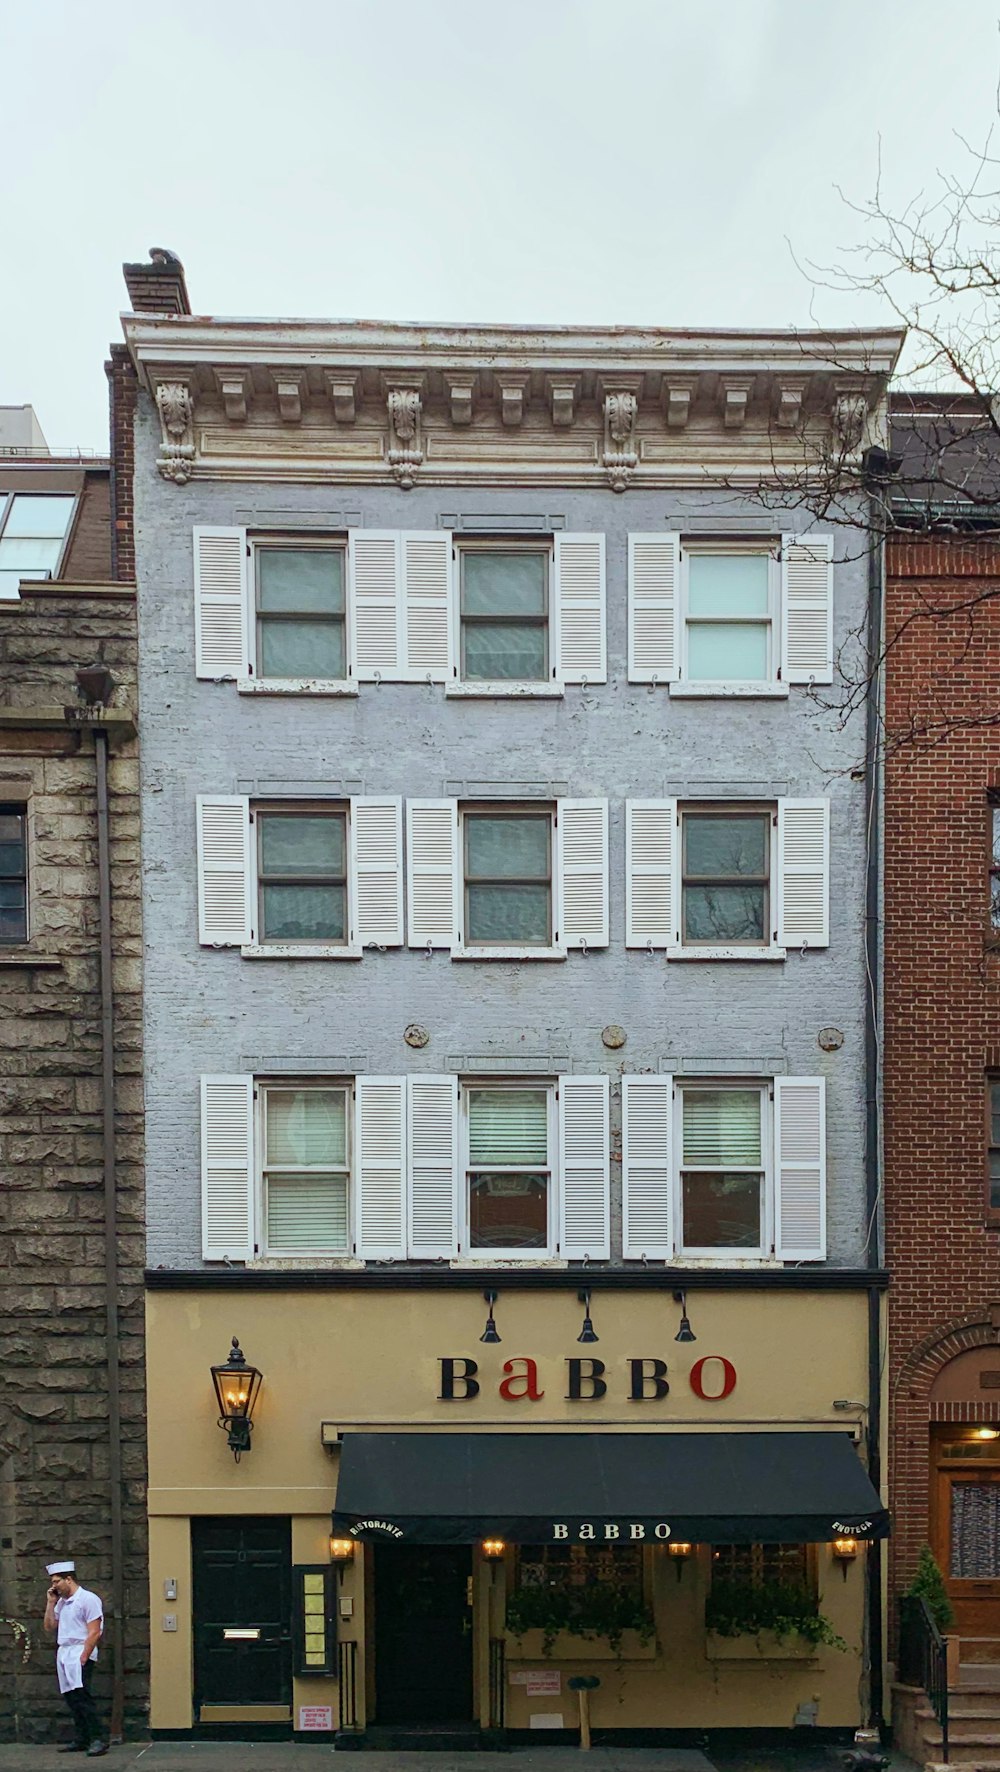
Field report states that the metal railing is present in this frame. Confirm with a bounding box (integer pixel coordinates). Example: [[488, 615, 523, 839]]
[[489, 1637, 506, 1729], [338, 1639, 358, 1730], [899, 1596, 949, 1763]]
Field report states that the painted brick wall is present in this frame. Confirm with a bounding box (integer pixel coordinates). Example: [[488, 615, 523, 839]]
[[884, 534, 1000, 1603], [134, 392, 874, 1273]]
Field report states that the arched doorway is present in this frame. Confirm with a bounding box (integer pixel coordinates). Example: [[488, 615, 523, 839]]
[[930, 1348, 1000, 1657]]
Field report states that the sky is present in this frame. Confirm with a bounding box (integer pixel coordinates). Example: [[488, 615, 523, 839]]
[[4, 0, 1000, 453]]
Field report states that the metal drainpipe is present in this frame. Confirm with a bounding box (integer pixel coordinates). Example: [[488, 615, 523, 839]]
[[95, 727, 125, 1740], [863, 481, 886, 1736]]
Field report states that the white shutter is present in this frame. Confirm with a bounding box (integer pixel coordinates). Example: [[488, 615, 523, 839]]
[[348, 531, 402, 680], [196, 796, 252, 946], [407, 1075, 459, 1257], [193, 527, 249, 680], [557, 800, 609, 950], [403, 532, 454, 681], [406, 800, 458, 950], [776, 799, 829, 949], [201, 1075, 254, 1261], [553, 534, 606, 684], [354, 1076, 407, 1259], [559, 1075, 610, 1259], [774, 1077, 826, 1261], [625, 799, 677, 948], [351, 797, 403, 948], [781, 534, 834, 684], [628, 533, 680, 682], [622, 1075, 674, 1258]]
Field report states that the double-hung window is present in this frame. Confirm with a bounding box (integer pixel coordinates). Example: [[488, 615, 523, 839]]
[[681, 807, 771, 946], [0, 494, 77, 600], [989, 797, 1000, 932], [463, 808, 553, 948], [256, 807, 348, 945], [988, 1078, 1000, 1216], [679, 1084, 768, 1255], [254, 541, 347, 681], [465, 1083, 554, 1254], [684, 545, 775, 685], [459, 545, 549, 683], [0, 804, 28, 942], [261, 1083, 351, 1256]]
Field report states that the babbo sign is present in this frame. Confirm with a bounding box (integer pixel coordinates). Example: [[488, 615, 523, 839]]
[[438, 1355, 738, 1402]]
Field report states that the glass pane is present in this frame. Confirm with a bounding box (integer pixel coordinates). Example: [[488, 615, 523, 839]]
[[684, 885, 766, 943], [466, 816, 549, 880], [683, 1089, 761, 1165], [2, 495, 75, 539], [258, 548, 345, 614], [470, 1173, 547, 1248], [463, 622, 546, 682], [0, 570, 21, 601], [992, 872, 1000, 931], [260, 617, 345, 680], [467, 883, 550, 943], [685, 814, 768, 878], [260, 814, 345, 878], [688, 553, 769, 616], [261, 883, 345, 941], [0, 812, 25, 842], [463, 552, 546, 617], [0, 879, 26, 940], [0, 536, 63, 578], [990, 1154, 1000, 1212], [991, 1082, 1000, 1142], [682, 1171, 761, 1247], [266, 1174, 348, 1253], [0, 817, 26, 878], [687, 621, 769, 681], [520, 1543, 643, 1595], [993, 809, 1000, 866], [469, 1089, 548, 1165], [951, 1482, 1000, 1577], [267, 1088, 347, 1166]]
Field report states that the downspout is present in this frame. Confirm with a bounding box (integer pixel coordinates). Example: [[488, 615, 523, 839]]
[[96, 727, 125, 1740], [862, 462, 889, 1737]]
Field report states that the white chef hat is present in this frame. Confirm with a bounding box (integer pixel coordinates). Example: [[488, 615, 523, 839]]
[[46, 1561, 75, 1575]]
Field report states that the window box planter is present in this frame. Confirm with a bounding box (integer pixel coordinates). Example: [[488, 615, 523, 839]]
[[705, 1630, 819, 1662], [506, 1628, 657, 1662]]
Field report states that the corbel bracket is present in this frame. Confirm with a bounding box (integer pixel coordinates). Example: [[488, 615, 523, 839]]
[[325, 373, 360, 424], [598, 376, 642, 491], [385, 378, 425, 487], [215, 371, 248, 423], [154, 378, 196, 483]]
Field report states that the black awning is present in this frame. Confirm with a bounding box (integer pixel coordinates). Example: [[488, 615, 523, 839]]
[[331, 1430, 889, 1545]]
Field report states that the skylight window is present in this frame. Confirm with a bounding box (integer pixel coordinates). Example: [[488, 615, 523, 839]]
[[0, 494, 76, 599]]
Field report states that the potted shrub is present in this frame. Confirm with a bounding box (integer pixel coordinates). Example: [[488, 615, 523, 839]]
[[705, 1577, 847, 1660], [504, 1585, 655, 1661]]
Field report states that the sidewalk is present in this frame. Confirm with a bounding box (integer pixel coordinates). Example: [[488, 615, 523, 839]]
[[0, 1747, 921, 1772]]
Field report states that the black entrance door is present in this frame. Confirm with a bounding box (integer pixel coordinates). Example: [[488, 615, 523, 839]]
[[192, 1517, 292, 1716], [374, 1544, 473, 1724]]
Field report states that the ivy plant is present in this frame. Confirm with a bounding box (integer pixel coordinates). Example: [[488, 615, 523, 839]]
[[504, 1585, 654, 1658], [705, 1578, 847, 1651]]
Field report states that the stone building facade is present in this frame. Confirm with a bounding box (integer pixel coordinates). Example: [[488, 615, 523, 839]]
[[0, 446, 147, 1742]]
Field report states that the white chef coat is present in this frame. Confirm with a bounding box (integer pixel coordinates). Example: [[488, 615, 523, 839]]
[[54, 1586, 102, 1694]]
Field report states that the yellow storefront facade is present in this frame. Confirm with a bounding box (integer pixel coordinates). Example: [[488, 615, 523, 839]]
[[146, 1279, 886, 1743]]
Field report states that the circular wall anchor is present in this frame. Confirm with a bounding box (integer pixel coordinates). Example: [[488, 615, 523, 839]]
[[818, 1027, 844, 1051], [602, 1024, 627, 1050], [404, 1024, 430, 1049]]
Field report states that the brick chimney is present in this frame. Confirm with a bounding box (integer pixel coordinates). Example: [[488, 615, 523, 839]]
[[122, 248, 191, 316]]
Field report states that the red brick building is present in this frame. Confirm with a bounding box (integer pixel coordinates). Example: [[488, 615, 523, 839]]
[[886, 396, 1000, 1697]]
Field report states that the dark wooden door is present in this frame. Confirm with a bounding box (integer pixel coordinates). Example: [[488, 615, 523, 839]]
[[932, 1439, 1000, 1651], [374, 1544, 473, 1724], [192, 1517, 292, 1713]]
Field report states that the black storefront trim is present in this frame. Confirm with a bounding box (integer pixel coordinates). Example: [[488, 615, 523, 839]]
[[146, 1265, 888, 1292]]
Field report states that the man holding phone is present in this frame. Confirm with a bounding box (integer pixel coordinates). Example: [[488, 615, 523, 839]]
[[43, 1560, 108, 1756]]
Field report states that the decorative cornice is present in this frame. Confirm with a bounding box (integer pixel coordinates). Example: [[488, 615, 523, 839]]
[[154, 378, 195, 482]]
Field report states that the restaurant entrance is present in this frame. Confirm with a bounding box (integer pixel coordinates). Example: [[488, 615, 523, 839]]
[[374, 1544, 474, 1724]]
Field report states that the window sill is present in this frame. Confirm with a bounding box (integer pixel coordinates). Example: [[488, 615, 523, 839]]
[[669, 682, 789, 700], [666, 945, 786, 962], [247, 1255, 363, 1270], [680, 1254, 780, 1266], [0, 949, 63, 968], [452, 946, 567, 962], [451, 1256, 568, 1268], [236, 678, 359, 697], [445, 682, 565, 699], [241, 943, 364, 960]]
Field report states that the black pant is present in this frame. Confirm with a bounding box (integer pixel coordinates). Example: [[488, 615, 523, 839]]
[[64, 1660, 102, 1747]]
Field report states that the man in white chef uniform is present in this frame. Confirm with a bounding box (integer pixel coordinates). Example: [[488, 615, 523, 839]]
[[43, 1559, 108, 1756]]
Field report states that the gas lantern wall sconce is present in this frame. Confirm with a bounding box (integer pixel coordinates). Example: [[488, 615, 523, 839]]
[[832, 1536, 859, 1580], [211, 1337, 263, 1463], [329, 1538, 356, 1584], [673, 1290, 696, 1343], [481, 1539, 506, 1560], [667, 1541, 693, 1581]]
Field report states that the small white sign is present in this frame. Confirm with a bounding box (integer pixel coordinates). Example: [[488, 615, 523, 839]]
[[530, 1713, 564, 1729], [526, 1670, 562, 1696], [508, 1670, 530, 1686], [298, 1705, 334, 1732]]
